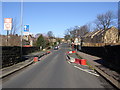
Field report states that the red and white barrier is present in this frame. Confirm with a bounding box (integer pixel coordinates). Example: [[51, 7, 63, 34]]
[[80, 59, 87, 65], [74, 58, 87, 65], [75, 58, 81, 64], [67, 51, 76, 54], [23, 45, 32, 47], [68, 56, 87, 65], [66, 50, 87, 65], [47, 51, 51, 54], [70, 57, 75, 63], [34, 57, 38, 62]]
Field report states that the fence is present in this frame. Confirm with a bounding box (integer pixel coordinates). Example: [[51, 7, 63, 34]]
[[75, 45, 120, 72], [82, 43, 120, 47], [1, 46, 39, 68]]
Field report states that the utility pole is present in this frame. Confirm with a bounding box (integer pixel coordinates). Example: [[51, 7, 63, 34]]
[[7, 30, 9, 46], [20, 0, 23, 60]]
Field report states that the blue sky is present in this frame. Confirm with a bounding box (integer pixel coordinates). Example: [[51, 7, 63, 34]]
[[2, 2, 118, 37]]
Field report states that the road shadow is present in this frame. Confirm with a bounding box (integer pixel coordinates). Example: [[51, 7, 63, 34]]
[[93, 59, 105, 65], [93, 58, 120, 74]]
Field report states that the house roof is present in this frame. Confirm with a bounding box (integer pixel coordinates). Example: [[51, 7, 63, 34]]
[[83, 27, 118, 38]]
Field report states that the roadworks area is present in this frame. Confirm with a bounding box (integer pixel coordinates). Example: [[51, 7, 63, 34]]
[[66, 50, 100, 77]]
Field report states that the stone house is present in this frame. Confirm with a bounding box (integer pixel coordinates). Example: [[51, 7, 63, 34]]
[[22, 35, 36, 46], [104, 27, 119, 43], [83, 27, 119, 44]]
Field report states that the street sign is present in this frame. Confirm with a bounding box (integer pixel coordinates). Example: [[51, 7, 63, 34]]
[[24, 25, 29, 35], [24, 25, 29, 32], [4, 18, 12, 30], [74, 38, 78, 45], [23, 32, 29, 35]]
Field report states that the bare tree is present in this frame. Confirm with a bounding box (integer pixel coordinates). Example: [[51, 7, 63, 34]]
[[69, 25, 90, 38], [118, 8, 120, 30], [64, 29, 71, 40], [47, 31, 54, 39], [64, 29, 70, 36], [64, 25, 90, 41], [10, 18, 20, 35], [70, 29, 76, 38], [95, 11, 115, 30], [78, 25, 90, 37]]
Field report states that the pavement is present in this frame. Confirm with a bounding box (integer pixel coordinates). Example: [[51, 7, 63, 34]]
[[0, 50, 50, 78], [76, 51, 120, 89], [2, 44, 116, 89]]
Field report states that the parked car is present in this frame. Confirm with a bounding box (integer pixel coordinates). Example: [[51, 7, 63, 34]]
[[54, 46, 59, 50]]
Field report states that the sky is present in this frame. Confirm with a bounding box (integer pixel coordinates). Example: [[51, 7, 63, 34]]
[[2, 2, 118, 38]]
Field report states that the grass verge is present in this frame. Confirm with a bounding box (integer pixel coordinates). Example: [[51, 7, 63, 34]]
[[86, 61, 95, 70], [75, 53, 83, 59]]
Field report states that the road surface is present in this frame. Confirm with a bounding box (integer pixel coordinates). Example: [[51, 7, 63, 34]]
[[2, 44, 115, 88]]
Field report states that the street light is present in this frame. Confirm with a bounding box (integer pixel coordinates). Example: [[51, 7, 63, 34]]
[[20, 0, 23, 61]]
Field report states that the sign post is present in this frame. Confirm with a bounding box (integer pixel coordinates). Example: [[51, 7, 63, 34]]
[[23, 25, 29, 42], [4, 18, 12, 46], [74, 38, 78, 51], [24, 25, 29, 35]]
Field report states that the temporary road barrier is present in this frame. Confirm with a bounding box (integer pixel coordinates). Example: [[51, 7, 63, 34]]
[[69, 57, 75, 63], [47, 51, 51, 54], [66, 53, 87, 65], [67, 51, 76, 54], [75, 58, 81, 64], [34, 57, 38, 62], [80, 59, 87, 65]]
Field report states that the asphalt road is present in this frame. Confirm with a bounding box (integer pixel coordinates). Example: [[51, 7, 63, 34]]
[[2, 44, 115, 88]]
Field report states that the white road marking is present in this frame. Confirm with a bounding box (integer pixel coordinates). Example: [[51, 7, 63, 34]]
[[67, 61, 71, 64], [74, 66, 100, 77]]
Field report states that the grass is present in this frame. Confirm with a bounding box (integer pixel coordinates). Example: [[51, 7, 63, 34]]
[[68, 49, 95, 70], [75, 53, 83, 59], [86, 61, 95, 70]]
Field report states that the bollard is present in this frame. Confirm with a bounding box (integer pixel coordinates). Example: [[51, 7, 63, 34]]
[[80, 59, 87, 65], [34, 57, 38, 62]]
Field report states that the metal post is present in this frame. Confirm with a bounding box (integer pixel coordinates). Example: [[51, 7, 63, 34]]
[[7, 30, 9, 46], [20, 0, 23, 61]]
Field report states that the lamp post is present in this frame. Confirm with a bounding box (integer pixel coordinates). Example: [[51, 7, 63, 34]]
[[20, 0, 23, 60]]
